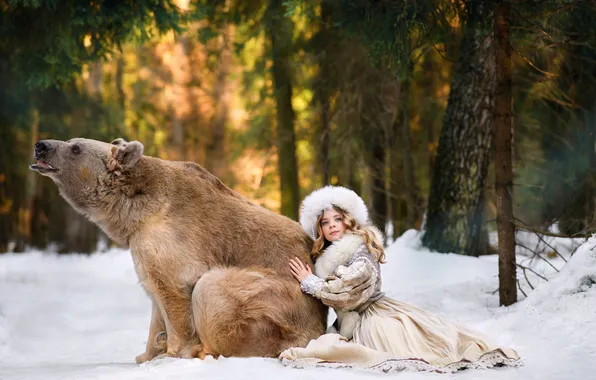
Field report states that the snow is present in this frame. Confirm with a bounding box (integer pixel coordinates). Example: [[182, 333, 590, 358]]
[[1, 230, 595, 379]]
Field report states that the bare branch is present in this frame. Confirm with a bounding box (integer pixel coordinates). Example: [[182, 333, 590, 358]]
[[514, 218, 592, 239], [515, 241, 561, 273], [518, 265, 535, 290], [430, 42, 460, 64], [517, 262, 549, 282], [511, 46, 558, 78], [534, 230, 568, 263], [517, 279, 528, 298]]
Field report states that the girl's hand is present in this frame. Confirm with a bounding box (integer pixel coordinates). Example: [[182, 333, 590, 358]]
[[289, 257, 312, 282]]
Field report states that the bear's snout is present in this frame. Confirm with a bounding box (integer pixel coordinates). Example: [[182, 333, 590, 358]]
[[30, 140, 59, 174], [34, 140, 52, 160]]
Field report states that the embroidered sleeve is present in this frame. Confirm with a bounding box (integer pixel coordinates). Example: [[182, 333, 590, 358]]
[[347, 244, 381, 279], [313, 258, 378, 312], [300, 274, 324, 296]]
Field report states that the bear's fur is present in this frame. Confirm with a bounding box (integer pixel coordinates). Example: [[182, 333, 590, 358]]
[[30, 137, 327, 362]]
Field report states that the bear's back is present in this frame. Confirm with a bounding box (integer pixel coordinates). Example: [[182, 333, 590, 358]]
[[152, 158, 313, 270]]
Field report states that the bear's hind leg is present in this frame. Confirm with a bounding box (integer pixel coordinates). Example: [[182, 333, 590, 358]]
[[191, 267, 318, 358]]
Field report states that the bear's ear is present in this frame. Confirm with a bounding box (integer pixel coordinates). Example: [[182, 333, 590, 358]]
[[111, 140, 144, 169], [110, 138, 128, 147]]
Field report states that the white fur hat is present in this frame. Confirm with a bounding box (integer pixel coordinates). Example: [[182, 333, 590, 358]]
[[299, 185, 370, 239]]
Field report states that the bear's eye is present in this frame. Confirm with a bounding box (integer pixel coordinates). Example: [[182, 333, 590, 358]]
[[72, 145, 81, 155]]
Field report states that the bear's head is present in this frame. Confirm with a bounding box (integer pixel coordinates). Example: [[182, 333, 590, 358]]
[[30, 137, 144, 211]]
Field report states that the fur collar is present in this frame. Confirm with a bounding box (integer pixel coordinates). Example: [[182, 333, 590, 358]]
[[314, 226, 384, 278]]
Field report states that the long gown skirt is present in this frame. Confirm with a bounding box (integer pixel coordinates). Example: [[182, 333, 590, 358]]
[[280, 296, 522, 373]]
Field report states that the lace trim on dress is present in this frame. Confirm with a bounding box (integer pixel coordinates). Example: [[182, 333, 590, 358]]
[[281, 348, 523, 374]]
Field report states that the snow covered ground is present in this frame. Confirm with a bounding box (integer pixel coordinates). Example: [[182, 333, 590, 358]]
[[1, 230, 595, 380]]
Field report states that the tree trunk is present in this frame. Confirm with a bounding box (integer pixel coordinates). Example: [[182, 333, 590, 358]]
[[494, 0, 516, 306], [319, 96, 331, 186], [315, 0, 333, 186], [86, 61, 103, 99], [15, 106, 41, 251], [399, 61, 424, 229], [421, 52, 439, 183], [369, 139, 387, 237], [168, 35, 189, 162], [60, 206, 98, 254], [55, 59, 104, 254], [0, 120, 16, 252], [421, 1, 496, 256], [27, 109, 47, 249], [267, 0, 300, 220], [389, 65, 423, 236], [205, 24, 233, 182], [389, 76, 406, 238], [184, 37, 203, 165], [340, 142, 362, 194], [115, 53, 126, 133], [389, 124, 406, 238], [582, 111, 596, 232]]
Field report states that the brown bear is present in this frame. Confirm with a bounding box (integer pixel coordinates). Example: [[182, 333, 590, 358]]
[[30, 137, 327, 363]]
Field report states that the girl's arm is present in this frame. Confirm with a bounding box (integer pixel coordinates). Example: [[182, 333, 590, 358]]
[[289, 257, 378, 311], [289, 258, 324, 295]]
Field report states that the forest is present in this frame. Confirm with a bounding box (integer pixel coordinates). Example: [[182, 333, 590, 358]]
[[2, 0, 596, 306]]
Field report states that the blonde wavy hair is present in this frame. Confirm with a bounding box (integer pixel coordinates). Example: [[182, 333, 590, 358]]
[[311, 206, 386, 263]]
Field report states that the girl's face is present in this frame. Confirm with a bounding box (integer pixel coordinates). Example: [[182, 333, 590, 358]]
[[320, 209, 347, 242]]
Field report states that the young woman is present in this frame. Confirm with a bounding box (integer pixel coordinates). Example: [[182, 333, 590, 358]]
[[282, 186, 522, 373]]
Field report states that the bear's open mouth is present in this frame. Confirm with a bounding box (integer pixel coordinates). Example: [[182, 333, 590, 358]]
[[30, 160, 58, 173]]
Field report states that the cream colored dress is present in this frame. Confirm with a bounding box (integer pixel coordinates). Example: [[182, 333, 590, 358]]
[[279, 230, 522, 373]]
